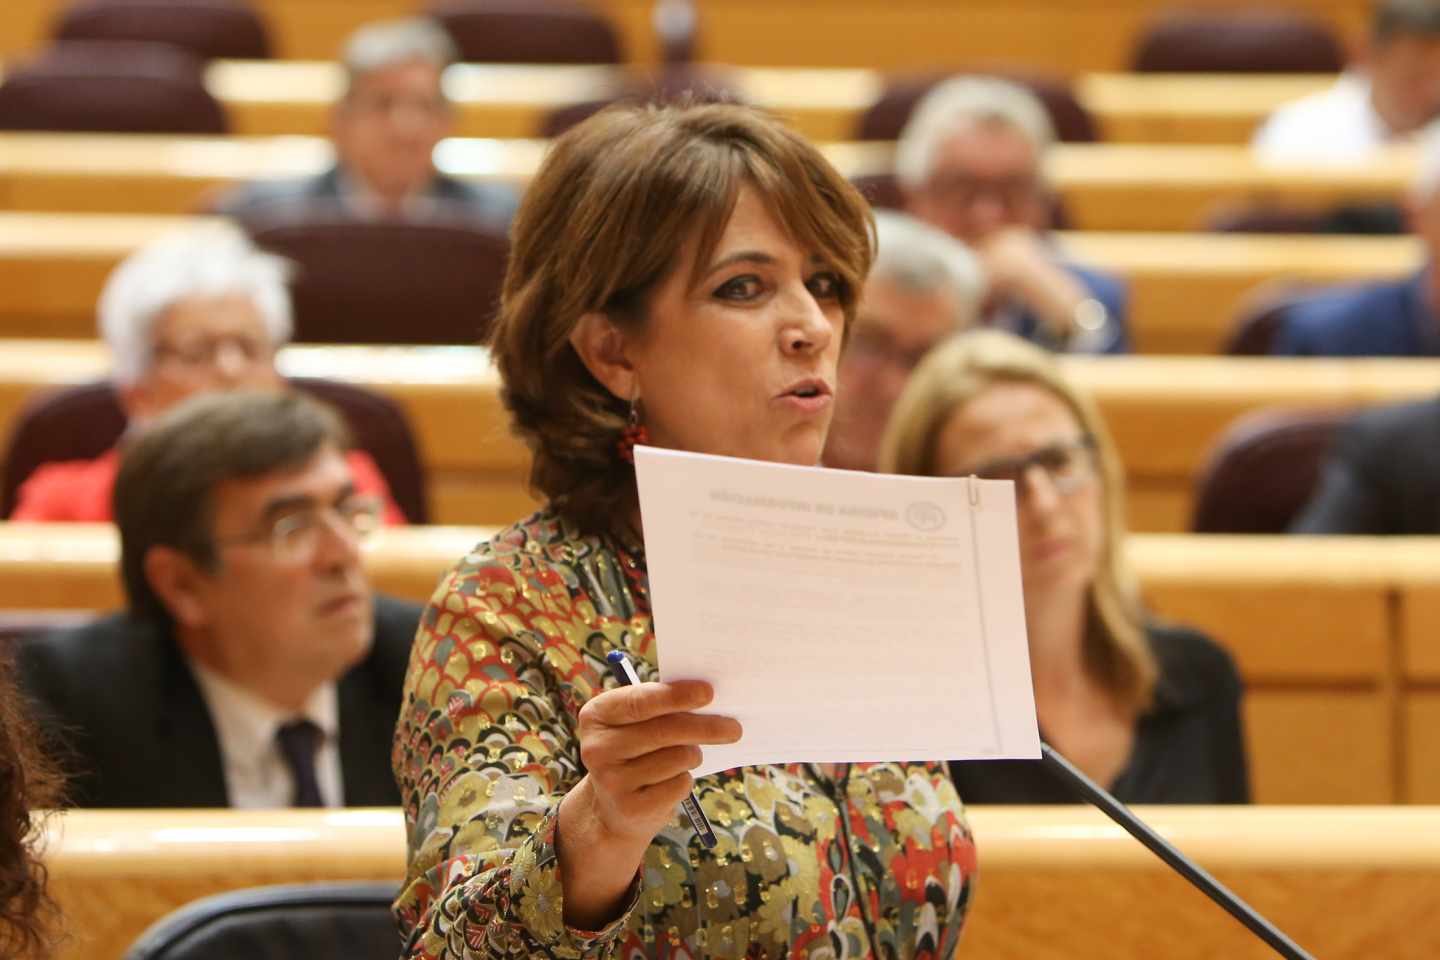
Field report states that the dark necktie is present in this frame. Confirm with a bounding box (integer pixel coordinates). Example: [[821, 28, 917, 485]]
[[275, 719, 325, 808]]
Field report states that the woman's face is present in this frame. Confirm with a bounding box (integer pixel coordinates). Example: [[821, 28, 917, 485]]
[[627, 184, 847, 466], [933, 381, 1104, 598]]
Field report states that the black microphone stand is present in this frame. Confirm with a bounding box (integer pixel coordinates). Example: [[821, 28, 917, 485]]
[[1039, 743, 1316, 960]]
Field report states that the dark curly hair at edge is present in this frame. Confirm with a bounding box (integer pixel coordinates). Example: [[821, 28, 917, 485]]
[[0, 654, 62, 957]]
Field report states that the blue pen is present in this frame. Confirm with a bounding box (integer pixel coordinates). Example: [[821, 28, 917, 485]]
[[606, 649, 718, 848]]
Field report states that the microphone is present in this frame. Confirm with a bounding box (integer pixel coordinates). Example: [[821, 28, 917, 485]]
[[1038, 743, 1316, 960]]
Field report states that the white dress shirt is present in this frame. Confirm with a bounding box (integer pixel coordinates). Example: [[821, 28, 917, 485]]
[[1251, 71, 1397, 164], [190, 661, 345, 808]]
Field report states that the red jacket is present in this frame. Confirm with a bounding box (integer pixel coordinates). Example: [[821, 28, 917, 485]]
[[10, 447, 407, 524]]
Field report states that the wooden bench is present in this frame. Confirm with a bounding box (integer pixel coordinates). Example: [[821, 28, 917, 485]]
[[0, 58, 1336, 145], [43, 805, 1440, 960], [0, 133, 1416, 232], [4, 524, 1434, 804], [0, 0, 1376, 70], [0, 212, 1421, 353], [4, 343, 1438, 530]]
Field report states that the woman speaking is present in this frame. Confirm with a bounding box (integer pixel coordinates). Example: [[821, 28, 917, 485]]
[[392, 101, 976, 958]]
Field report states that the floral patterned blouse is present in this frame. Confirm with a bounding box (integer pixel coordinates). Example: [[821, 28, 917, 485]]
[[392, 508, 977, 959]]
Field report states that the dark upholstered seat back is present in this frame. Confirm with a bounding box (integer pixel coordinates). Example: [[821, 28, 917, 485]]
[[1190, 407, 1353, 533], [1131, 11, 1345, 73], [54, 0, 271, 61], [430, 0, 623, 63], [1222, 283, 1317, 356], [242, 210, 508, 347], [854, 71, 1098, 143], [1, 380, 429, 523], [0, 41, 227, 133], [537, 65, 741, 136], [123, 883, 399, 960]]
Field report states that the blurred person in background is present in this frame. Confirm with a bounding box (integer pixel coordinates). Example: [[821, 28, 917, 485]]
[[1291, 394, 1440, 533], [214, 18, 517, 225], [18, 392, 421, 809], [1270, 126, 1440, 357], [880, 330, 1249, 803], [897, 76, 1129, 354], [823, 209, 986, 472], [8, 224, 404, 522], [1254, 0, 1440, 163]]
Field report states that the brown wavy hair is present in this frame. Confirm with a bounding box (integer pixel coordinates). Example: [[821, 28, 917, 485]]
[[489, 99, 874, 533], [878, 330, 1157, 715], [0, 653, 63, 957]]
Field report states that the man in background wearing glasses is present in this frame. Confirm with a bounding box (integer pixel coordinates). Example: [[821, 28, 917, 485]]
[[17, 391, 421, 808]]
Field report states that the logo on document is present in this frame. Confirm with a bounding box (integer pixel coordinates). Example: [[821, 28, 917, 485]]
[[905, 501, 946, 532]]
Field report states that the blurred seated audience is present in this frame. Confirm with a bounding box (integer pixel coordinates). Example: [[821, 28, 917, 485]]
[[17, 391, 423, 808], [880, 331, 1249, 803], [1291, 398, 1440, 532], [9, 224, 404, 522], [1253, 0, 1440, 164], [1270, 129, 1440, 357], [0, 652, 61, 958], [896, 76, 1130, 354], [823, 210, 985, 472], [212, 18, 516, 226]]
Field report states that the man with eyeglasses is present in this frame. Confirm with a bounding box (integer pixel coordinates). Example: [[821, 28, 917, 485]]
[[17, 391, 422, 808], [8, 223, 404, 523], [823, 210, 986, 472], [213, 18, 516, 225], [896, 76, 1130, 354]]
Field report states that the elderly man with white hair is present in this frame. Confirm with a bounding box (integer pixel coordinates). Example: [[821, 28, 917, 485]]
[[1271, 126, 1440, 356], [897, 76, 1129, 354], [823, 210, 987, 472], [215, 17, 516, 225], [10, 224, 404, 522]]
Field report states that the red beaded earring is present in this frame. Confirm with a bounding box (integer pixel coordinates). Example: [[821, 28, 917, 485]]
[[617, 393, 649, 463]]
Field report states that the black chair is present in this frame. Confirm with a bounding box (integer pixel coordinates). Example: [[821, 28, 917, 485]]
[[1, 380, 429, 523], [1190, 407, 1353, 533], [1222, 282, 1317, 356], [123, 883, 399, 960], [430, 0, 624, 64], [854, 70, 1099, 143], [53, 0, 271, 61], [1131, 10, 1345, 73], [0, 41, 227, 134], [537, 65, 741, 137], [241, 209, 509, 347]]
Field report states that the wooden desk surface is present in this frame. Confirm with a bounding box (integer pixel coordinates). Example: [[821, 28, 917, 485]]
[[5, 344, 1440, 530], [3, 525, 1432, 804], [62, 60, 1334, 145], [0, 211, 1422, 355], [0, 132, 1415, 233], [0, 524, 1404, 682], [0, 0, 1376, 71], [42, 805, 1440, 960]]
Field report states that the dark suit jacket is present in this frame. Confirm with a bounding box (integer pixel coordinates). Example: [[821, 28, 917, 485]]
[[210, 164, 518, 229], [17, 594, 422, 808], [998, 261, 1132, 354], [1292, 396, 1440, 534], [1271, 270, 1440, 357]]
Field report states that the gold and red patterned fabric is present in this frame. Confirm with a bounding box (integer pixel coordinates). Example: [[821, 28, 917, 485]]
[[393, 507, 976, 959]]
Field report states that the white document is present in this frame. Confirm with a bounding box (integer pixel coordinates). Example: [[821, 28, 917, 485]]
[[634, 446, 1040, 778]]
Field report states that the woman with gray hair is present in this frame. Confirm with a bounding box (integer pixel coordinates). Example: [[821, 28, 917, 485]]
[[9, 223, 404, 522], [823, 209, 986, 472]]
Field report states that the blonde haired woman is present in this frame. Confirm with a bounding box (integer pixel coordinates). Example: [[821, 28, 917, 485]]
[[880, 330, 1248, 802]]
